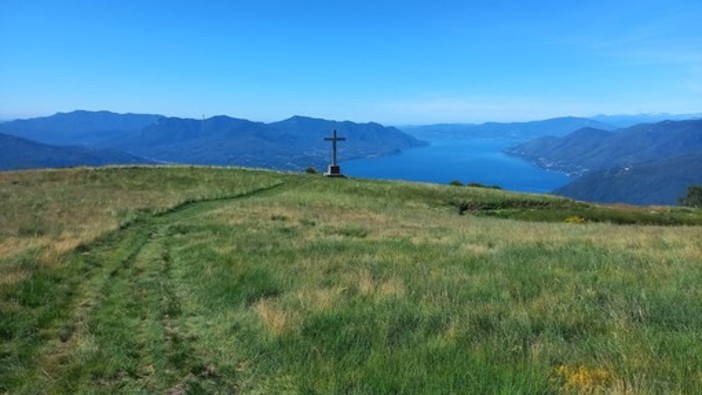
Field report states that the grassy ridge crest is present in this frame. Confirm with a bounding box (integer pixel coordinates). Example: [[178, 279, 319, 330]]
[[1, 166, 701, 393]]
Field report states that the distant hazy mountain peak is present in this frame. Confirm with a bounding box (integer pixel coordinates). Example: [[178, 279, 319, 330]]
[[590, 112, 702, 128]]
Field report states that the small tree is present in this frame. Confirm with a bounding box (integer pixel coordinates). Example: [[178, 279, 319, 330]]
[[449, 180, 463, 187], [679, 185, 702, 208]]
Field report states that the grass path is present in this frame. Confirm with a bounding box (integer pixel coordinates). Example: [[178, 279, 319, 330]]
[[4, 181, 290, 393]]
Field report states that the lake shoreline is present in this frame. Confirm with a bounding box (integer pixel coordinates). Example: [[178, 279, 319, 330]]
[[341, 138, 572, 194]]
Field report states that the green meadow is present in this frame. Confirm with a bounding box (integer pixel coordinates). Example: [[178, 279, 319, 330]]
[[1, 166, 701, 394]]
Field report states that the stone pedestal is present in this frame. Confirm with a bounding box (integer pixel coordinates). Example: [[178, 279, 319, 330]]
[[324, 165, 345, 177]]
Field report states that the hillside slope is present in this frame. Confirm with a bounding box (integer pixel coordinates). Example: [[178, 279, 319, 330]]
[[553, 154, 702, 205], [507, 119, 702, 204], [1, 167, 701, 393], [504, 127, 615, 176], [0, 132, 152, 170]]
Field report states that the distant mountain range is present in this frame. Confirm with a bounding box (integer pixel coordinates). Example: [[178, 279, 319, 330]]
[[401, 116, 616, 140], [1, 110, 162, 146], [589, 113, 702, 128], [0, 111, 426, 171], [400, 113, 702, 141], [506, 120, 702, 175], [0, 132, 152, 171], [506, 119, 702, 205], [4, 110, 700, 206]]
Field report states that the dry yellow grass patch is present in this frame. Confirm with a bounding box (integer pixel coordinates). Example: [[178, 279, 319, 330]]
[[295, 286, 346, 312], [357, 268, 375, 296], [1, 224, 111, 267], [607, 378, 655, 395], [0, 266, 31, 286], [355, 268, 406, 299], [210, 198, 451, 245], [378, 276, 406, 298], [254, 298, 297, 336], [0, 236, 41, 260], [51, 237, 85, 254]]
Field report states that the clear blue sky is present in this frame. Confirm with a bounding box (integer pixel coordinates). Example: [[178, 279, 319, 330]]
[[1, 0, 701, 124]]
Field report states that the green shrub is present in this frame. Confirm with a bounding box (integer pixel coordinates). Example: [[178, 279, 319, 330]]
[[680, 185, 702, 208]]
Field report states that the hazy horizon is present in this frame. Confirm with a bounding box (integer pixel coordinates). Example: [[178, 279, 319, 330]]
[[3, 109, 702, 129]]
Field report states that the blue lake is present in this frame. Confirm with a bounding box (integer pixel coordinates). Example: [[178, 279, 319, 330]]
[[341, 139, 571, 193]]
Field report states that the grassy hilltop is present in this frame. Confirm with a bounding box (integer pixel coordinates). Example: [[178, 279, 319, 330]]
[[1, 166, 701, 393]]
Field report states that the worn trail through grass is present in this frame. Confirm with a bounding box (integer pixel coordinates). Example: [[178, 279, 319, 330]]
[[6, 181, 291, 393]]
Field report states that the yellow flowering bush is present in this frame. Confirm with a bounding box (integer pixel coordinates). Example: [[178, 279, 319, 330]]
[[564, 215, 588, 224], [554, 364, 610, 392]]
